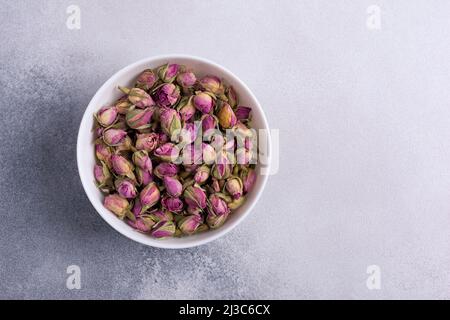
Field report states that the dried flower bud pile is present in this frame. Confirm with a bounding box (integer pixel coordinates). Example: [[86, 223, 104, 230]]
[[93, 63, 257, 239]]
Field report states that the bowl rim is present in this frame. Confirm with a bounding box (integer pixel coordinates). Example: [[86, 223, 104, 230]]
[[77, 54, 271, 249]]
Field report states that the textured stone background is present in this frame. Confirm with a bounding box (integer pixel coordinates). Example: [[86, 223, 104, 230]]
[[1, 0, 449, 299]]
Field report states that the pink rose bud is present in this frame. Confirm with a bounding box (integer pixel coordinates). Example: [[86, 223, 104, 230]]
[[179, 122, 198, 145], [126, 107, 154, 130], [161, 195, 184, 213], [115, 178, 138, 199], [135, 133, 159, 152], [104, 194, 130, 219], [183, 185, 207, 210], [127, 217, 155, 233], [140, 182, 160, 209], [120, 87, 155, 108], [136, 167, 153, 186], [151, 220, 176, 238], [211, 179, 221, 193], [149, 209, 173, 223], [225, 177, 243, 199], [202, 143, 217, 165], [96, 106, 118, 127], [95, 142, 113, 167], [163, 176, 182, 198], [157, 63, 179, 83], [206, 194, 230, 229], [193, 92, 214, 114], [103, 128, 127, 146], [154, 163, 179, 179], [179, 215, 203, 235], [206, 209, 229, 229], [217, 102, 237, 129], [132, 150, 152, 171], [115, 95, 133, 115], [199, 75, 224, 95], [236, 148, 253, 165], [94, 162, 111, 186], [160, 107, 182, 141], [187, 206, 202, 216], [177, 97, 196, 122], [194, 165, 210, 185], [155, 83, 180, 107], [201, 114, 218, 133], [235, 106, 252, 121], [111, 154, 135, 179], [240, 168, 257, 193], [132, 198, 144, 217], [135, 69, 157, 90], [177, 71, 197, 88], [212, 152, 233, 179], [226, 86, 238, 108], [154, 143, 180, 162]]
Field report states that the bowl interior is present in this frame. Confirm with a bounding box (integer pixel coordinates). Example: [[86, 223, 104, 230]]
[[77, 55, 270, 248]]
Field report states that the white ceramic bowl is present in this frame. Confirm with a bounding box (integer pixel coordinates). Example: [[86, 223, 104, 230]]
[[77, 54, 271, 249]]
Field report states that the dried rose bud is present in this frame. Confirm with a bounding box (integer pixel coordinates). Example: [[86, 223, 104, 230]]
[[120, 87, 155, 108], [160, 107, 182, 141], [104, 194, 130, 219], [202, 143, 217, 165], [115, 96, 133, 114], [187, 206, 202, 216], [140, 182, 160, 209], [136, 167, 153, 186], [155, 83, 180, 107], [126, 107, 154, 130], [235, 106, 252, 121], [201, 114, 218, 134], [236, 148, 253, 165], [157, 63, 179, 83], [211, 179, 221, 193], [136, 69, 157, 90], [111, 154, 135, 179], [212, 152, 233, 179], [149, 209, 173, 223], [183, 185, 207, 210], [163, 176, 182, 198], [135, 133, 159, 152], [179, 122, 198, 145], [177, 71, 197, 88], [94, 162, 111, 187], [95, 142, 113, 167], [193, 92, 214, 114], [179, 215, 203, 235], [154, 162, 179, 179], [115, 178, 138, 199], [132, 198, 143, 217], [151, 220, 176, 238], [158, 132, 169, 145], [103, 128, 127, 146], [132, 150, 152, 171], [217, 102, 237, 129], [96, 106, 118, 127], [161, 196, 184, 213], [199, 75, 224, 95], [240, 167, 256, 193], [154, 143, 180, 162], [194, 165, 210, 185], [206, 194, 230, 229], [226, 86, 238, 108], [115, 135, 133, 153], [128, 217, 155, 233], [225, 177, 243, 199], [177, 96, 196, 122], [228, 196, 246, 210], [181, 143, 202, 165]]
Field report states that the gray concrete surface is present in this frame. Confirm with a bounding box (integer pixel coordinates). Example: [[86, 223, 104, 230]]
[[0, 0, 449, 299]]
